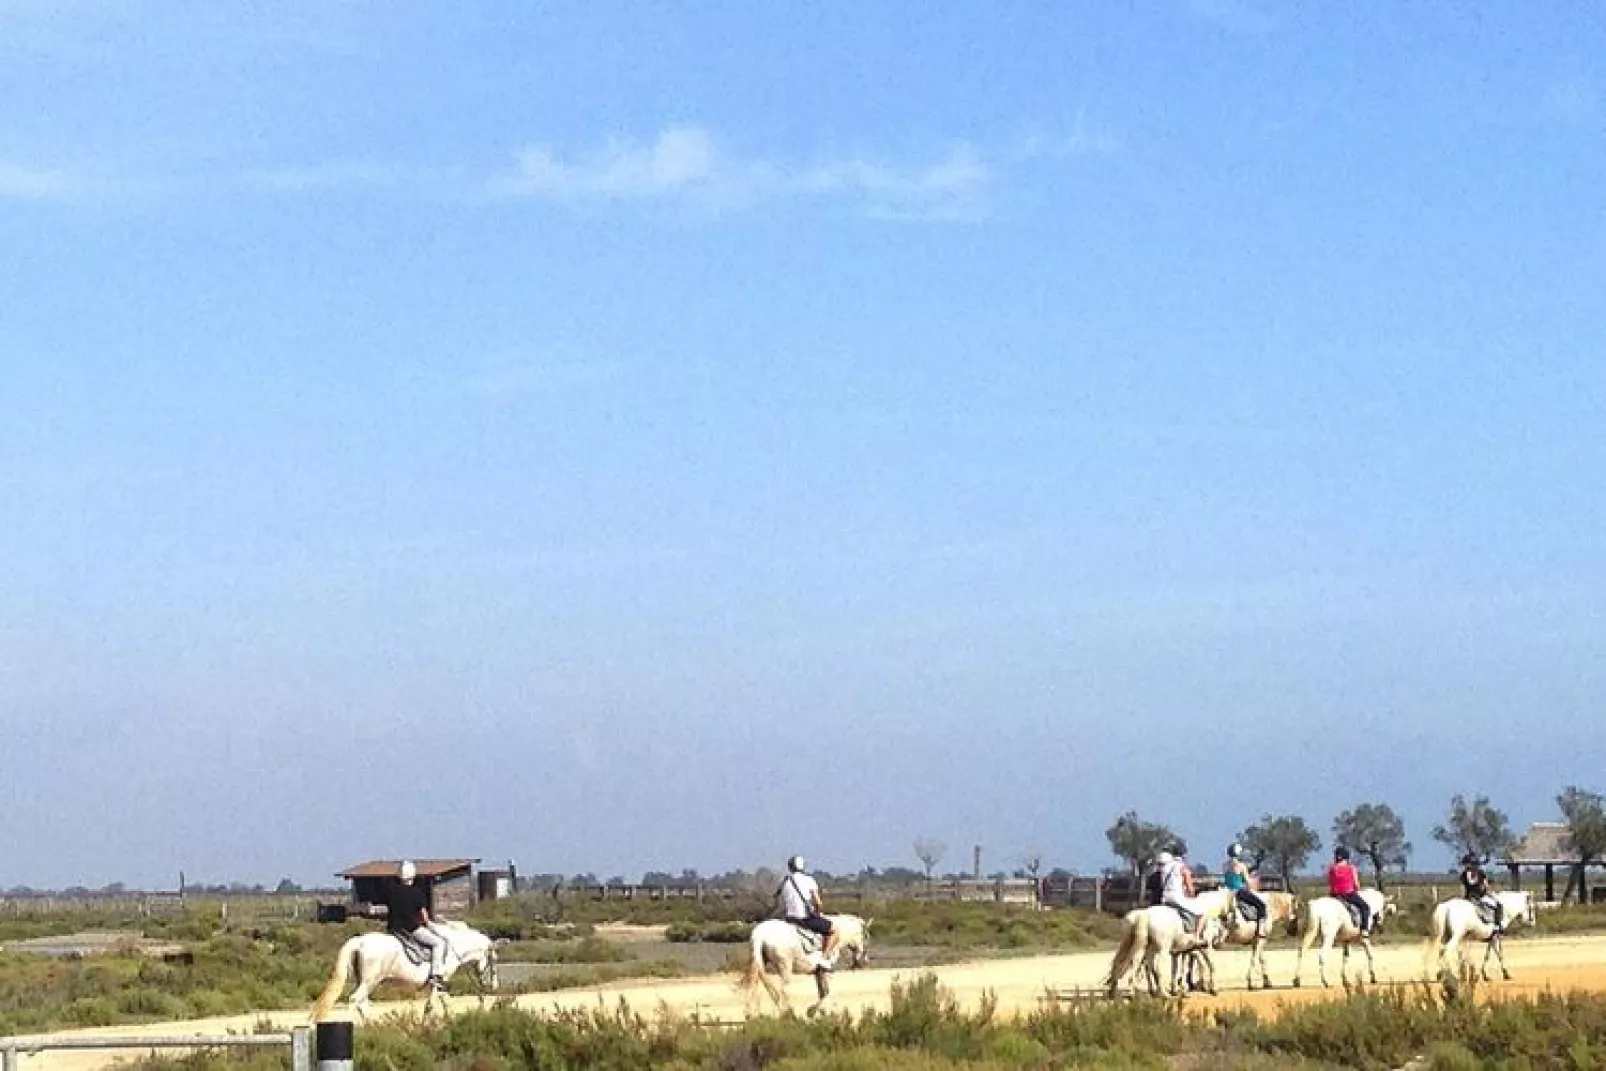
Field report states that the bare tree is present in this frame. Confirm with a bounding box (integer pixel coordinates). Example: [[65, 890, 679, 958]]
[[1332, 802, 1411, 890], [913, 839, 947, 885], [1558, 786, 1606, 904], [1239, 814, 1320, 892], [1431, 793, 1515, 862], [1021, 850, 1043, 880], [1106, 811, 1185, 908]]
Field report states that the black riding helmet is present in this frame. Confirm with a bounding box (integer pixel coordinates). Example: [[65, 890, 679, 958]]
[[1462, 852, 1479, 866], [1333, 846, 1351, 861]]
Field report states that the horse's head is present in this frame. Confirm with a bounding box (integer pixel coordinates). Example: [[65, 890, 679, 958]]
[[1507, 891, 1537, 928]]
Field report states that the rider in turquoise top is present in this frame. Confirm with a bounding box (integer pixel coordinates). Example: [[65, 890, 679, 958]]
[[1223, 843, 1270, 937]]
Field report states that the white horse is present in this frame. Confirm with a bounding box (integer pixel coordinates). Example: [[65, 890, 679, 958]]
[[1428, 890, 1536, 982], [1215, 890, 1302, 990], [1104, 889, 1234, 997], [1293, 889, 1397, 988], [736, 914, 871, 1015], [311, 921, 498, 1022]]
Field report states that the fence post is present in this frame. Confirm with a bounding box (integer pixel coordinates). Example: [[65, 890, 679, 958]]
[[291, 1026, 311, 1071], [315, 1022, 353, 1071], [4, 1044, 19, 1071]]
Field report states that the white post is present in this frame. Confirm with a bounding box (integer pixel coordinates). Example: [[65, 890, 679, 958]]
[[291, 1026, 312, 1071]]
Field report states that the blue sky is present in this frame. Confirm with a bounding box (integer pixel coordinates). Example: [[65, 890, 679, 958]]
[[3, 2, 1602, 889]]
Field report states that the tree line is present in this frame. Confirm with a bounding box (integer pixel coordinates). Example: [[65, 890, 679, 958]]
[[1103, 784, 1606, 902]]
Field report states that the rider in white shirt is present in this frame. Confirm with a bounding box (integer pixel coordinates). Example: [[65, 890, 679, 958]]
[[1158, 848, 1210, 942], [777, 855, 838, 970]]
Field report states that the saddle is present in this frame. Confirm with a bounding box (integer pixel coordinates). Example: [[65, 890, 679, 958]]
[[1168, 904, 1198, 926], [788, 923, 824, 954], [1472, 898, 1497, 926], [391, 930, 435, 967], [1232, 892, 1265, 923], [1344, 903, 1366, 930]]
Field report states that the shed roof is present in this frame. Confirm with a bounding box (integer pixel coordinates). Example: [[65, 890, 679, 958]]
[[1505, 823, 1574, 863], [338, 859, 479, 880]]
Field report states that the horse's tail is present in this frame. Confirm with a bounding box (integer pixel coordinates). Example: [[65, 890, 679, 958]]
[[311, 936, 362, 1022], [736, 929, 764, 994], [1104, 911, 1144, 993], [1424, 903, 1448, 978]]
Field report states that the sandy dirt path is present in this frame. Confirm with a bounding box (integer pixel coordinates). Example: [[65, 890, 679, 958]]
[[10, 935, 1606, 1071]]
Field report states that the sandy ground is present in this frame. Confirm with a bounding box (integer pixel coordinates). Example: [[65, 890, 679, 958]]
[[10, 935, 1606, 1071]]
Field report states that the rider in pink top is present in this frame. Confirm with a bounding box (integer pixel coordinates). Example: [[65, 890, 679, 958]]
[[1327, 847, 1371, 935]]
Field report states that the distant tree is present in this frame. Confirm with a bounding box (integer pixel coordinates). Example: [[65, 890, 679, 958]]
[[1021, 850, 1044, 882], [1105, 811, 1183, 879], [874, 866, 925, 886], [641, 871, 675, 886], [570, 872, 599, 887], [1432, 793, 1515, 863], [1558, 786, 1606, 904], [913, 839, 947, 884], [1239, 814, 1320, 891], [273, 878, 302, 895], [679, 868, 702, 884], [605, 875, 626, 887], [1332, 802, 1411, 890]]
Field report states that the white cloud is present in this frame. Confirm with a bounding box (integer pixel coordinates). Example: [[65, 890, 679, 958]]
[[1541, 73, 1600, 126], [1183, 0, 1280, 36], [488, 125, 993, 220], [0, 160, 81, 200], [465, 360, 625, 400], [241, 160, 406, 193]]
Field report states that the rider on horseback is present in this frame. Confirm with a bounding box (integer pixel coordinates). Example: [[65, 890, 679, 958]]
[[1460, 853, 1504, 934], [1223, 843, 1269, 938], [1327, 847, 1371, 937], [382, 860, 448, 991], [777, 855, 838, 971], [1158, 846, 1210, 942]]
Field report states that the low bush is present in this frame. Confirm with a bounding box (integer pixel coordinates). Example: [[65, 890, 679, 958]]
[[122, 973, 1606, 1070]]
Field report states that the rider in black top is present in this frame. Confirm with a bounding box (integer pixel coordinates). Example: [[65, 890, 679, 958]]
[[378, 860, 448, 988], [1459, 853, 1504, 933], [383, 879, 429, 933]]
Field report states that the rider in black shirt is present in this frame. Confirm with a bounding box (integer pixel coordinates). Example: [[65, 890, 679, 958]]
[[380, 860, 448, 988], [1459, 853, 1504, 934]]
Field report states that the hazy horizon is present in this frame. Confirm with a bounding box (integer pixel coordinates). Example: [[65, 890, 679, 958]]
[[4, 2, 1601, 890]]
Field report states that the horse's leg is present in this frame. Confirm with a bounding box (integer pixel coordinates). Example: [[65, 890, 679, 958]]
[[1484, 931, 1510, 982], [1442, 932, 1464, 982], [807, 964, 830, 1017], [1293, 920, 1317, 987], [1360, 937, 1378, 986], [1318, 937, 1334, 988]]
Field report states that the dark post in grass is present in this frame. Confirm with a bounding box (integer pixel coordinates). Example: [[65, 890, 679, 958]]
[[315, 1021, 353, 1071]]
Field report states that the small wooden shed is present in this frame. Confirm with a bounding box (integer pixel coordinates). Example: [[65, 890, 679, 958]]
[[339, 858, 481, 917]]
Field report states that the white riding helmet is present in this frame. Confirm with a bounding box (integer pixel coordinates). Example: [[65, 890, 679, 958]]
[[1228, 843, 1243, 859], [399, 860, 418, 883], [787, 855, 806, 873], [1156, 851, 1174, 868]]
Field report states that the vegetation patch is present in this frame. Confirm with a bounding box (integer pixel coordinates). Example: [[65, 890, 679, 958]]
[[121, 974, 1606, 1070]]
